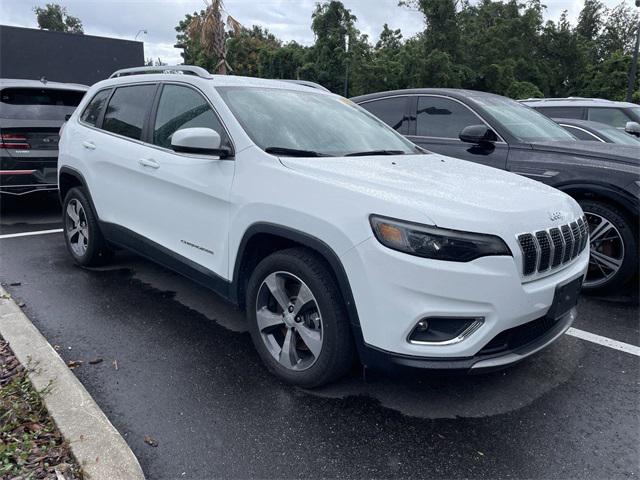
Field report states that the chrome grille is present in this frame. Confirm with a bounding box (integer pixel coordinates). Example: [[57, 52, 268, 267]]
[[517, 216, 588, 277]]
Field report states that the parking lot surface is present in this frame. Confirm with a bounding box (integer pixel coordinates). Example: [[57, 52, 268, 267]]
[[1, 195, 639, 479]]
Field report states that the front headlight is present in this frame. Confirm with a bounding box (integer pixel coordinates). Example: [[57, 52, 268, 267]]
[[370, 215, 512, 262]]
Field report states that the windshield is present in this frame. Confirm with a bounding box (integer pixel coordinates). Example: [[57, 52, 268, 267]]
[[602, 125, 640, 145], [470, 95, 576, 143], [217, 86, 419, 157]]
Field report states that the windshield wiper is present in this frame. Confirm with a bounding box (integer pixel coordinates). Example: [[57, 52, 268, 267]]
[[345, 150, 406, 157], [265, 147, 329, 157]]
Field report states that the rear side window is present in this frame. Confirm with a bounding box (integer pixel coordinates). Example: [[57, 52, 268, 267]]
[[102, 84, 156, 140], [152, 84, 225, 149], [416, 96, 482, 138], [80, 89, 111, 127], [0, 88, 85, 106], [359, 97, 408, 133], [536, 106, 583, 119], [587, 108, 632, 129]]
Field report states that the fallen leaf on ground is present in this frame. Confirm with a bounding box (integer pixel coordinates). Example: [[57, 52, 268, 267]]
[[112, 360, 118, 370], [144, 435, 158, 447], [9, 282, 21, 286], [67, 360, 83, 369], [88, 358, 103, 365]]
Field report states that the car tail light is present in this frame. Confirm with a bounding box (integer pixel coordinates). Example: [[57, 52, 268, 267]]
[[0, 133, 30, 149]]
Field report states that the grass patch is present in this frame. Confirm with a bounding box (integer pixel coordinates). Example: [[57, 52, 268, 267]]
[[0, 336, 82, 479]]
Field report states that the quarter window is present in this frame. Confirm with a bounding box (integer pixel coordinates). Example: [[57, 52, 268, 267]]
[[587, 108, 631, 129], [80, 89, 111, 127], [416, 97, 482, 138], [561, 125, 601, 142], [153, 84, 224, 149], [359, 97, 408, 133], [102, 84, 156, 140]]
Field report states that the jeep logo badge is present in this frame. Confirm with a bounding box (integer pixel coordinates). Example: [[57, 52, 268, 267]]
[[548, 211, 564, 222]]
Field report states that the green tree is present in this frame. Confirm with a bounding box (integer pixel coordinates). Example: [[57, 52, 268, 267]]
[[33, 3, 83, 34]]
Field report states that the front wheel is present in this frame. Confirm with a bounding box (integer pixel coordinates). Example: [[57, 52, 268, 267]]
[[246, 248, 354, 387], [580, 200, 637, 294]]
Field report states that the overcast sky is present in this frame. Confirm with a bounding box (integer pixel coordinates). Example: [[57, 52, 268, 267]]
[[0, 0, 628, 65]]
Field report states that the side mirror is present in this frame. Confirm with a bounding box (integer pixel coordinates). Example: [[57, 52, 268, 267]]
[[459, 125, 498, 145], [624, 121, 640, 137], [171, 127, 230, 158]]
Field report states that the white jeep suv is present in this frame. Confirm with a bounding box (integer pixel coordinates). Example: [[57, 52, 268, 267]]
[[58, 66, 589, 387]]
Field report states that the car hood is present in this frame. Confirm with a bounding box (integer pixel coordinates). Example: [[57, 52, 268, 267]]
[[280, 153, 582, 235], [530, 141, 639, 164]]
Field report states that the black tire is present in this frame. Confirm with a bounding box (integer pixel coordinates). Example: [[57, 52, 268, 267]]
[[246, 247, 354, 387], [579, 199, 637, 294], [62, 187, 112, 267]]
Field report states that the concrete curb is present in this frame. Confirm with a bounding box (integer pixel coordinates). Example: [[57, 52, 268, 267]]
[[0, 285, 145, 480]]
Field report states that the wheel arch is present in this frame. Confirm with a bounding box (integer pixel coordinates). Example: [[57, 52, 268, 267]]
[[557, 182, 638, 224], [231, 223, 363, 334]]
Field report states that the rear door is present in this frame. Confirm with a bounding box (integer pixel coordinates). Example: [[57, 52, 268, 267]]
[[407, 95, 509, 170], [81, 83, 158, 233]]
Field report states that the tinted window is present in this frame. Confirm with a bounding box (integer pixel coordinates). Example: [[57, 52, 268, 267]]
[[153, 84, 224, 149], [0, 87, 85, 120], [0, 88, 85, 106], [587, 108, 632, 129], [416, 97, 482, 138], [359, 97, 408, 133], [561, 125, 600, 142], [537, 106, 583, 119], [80, 89, 111, 127], [102, 85, 156, 140]]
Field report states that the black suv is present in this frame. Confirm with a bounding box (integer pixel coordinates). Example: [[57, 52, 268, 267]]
[[353, 88, 639, 294]]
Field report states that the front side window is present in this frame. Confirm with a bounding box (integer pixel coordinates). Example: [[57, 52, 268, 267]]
[[416, 97, 482, 138], [80, 89, 111, 127], [471, 96, 575, 143], [360, 97, 408, 133], [587, 108, 632, 129], [537, 106, 583, 119], [102, 84, 156, 140], [217, 87, 418, 157], [153, 84, 225, 149]]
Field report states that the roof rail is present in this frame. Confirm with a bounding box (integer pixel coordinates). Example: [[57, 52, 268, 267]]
[[280, 79, 331, 92], [519, 97, 612, 103], [109, 65, 212, 79]]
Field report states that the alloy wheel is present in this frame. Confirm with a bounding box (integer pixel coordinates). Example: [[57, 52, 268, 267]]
[[255, 271, 323, 371], [584, 211, 624, 289], [65, 199, 89, 257]]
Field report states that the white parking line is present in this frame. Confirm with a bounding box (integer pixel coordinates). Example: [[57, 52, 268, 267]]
[[0, 228, 63, 239], [566, 327, 640, 357]]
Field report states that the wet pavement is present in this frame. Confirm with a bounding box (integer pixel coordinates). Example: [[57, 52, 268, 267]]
[[1, 194, 638, 479]]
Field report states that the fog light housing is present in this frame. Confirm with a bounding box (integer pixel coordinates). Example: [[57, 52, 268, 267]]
[[408, 317, 484, 345]]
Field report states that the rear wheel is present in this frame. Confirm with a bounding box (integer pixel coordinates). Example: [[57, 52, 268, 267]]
[[63, 187, 112, 267], [579, 200, 637, 294], [246, 248, 354, 387]]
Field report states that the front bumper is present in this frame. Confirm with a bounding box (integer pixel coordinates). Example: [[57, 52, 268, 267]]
[[341, 237, 588, 365]]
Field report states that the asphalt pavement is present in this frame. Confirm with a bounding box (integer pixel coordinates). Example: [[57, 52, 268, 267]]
[[1, 193, 638, 479]]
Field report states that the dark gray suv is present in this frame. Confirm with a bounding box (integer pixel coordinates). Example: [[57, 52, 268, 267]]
[[0, 78, 88, 196], [353, 88, 639, 294]]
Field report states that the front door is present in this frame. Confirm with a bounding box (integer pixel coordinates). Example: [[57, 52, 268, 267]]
[[407, 95, 509, 171]]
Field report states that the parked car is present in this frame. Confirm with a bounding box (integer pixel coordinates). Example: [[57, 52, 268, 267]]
[[352, 88, 639, 294], [554, 118, 640, 146], [0, 78, 88, 196], [58, 66, 588, 387], [521, 97, 640, 137]]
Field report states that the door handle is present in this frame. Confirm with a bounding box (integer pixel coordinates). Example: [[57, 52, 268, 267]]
[[82, 141, 96, 150], [138, 158, 160, 169]]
